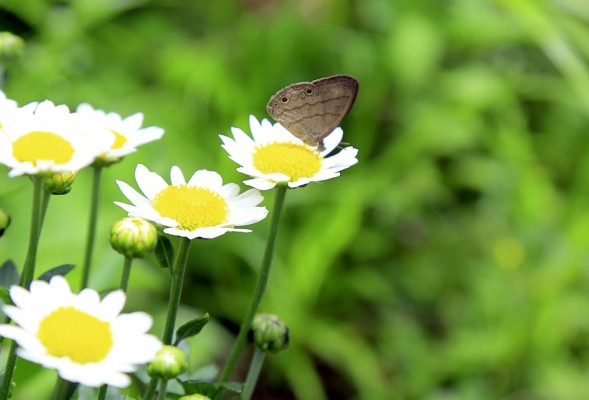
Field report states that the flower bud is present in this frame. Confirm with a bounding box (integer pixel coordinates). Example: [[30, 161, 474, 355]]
[[0, 208, 10, 238], [0, 32, 24, 62], [110, 217, 157, 258], [42, 171, 78, 195], [179, 395, 211, 400], [248, 313, 289, 353], [147, 345, 188, 380]]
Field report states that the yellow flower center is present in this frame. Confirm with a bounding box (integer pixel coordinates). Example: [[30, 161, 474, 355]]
[[37, 306, 113, 364], [110, 129, 127, 150], [12, 131, 74, 165], [152, 185, 229, 230], [252, 143, 322, 181]]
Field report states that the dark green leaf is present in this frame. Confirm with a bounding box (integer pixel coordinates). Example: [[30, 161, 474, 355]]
[[38, 264, 75, 282], [63, 381, 78, 400], [155, 234, 174, 269], [180, 380, 242, 397], [0, 260, 18, 289], [175, 313, 210, 345]]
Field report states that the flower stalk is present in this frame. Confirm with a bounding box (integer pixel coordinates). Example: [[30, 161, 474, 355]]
[[1, 176, 50, 400], [218, 184, 287, 384], [120, 256, 133, 292], [81, 165, 103, 289], [163, 237, 192, 344], [143, 237, 191, 400], [242, 349, 266, 400]]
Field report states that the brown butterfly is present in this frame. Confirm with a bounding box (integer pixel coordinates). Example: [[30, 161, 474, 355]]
[[266, 75, 359, 150]]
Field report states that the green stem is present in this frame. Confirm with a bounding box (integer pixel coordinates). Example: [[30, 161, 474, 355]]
[[1, 177, 51, 400], [158, 380, 167, 400], [38, 187, 51, 237], [113, 254, 132, 400], [143, 237, 191, 399], [162, 237, 191, 344], [119, 256, 133, 292], [97, 384, 107, 400], [242, 349, 266, 400], [143, 377, 159, 400], [80, 165, 102, 289], [50, 376, 68, 400], [19, 176, 46, 287], [218, 185, 287, 384]]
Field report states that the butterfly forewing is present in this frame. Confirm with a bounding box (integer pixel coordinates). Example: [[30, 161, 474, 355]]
[[312, 75, 358, 141]]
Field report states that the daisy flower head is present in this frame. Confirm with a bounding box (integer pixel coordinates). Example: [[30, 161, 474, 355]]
[[220, 115, 359, 190], [115, 164, 268, 239], [0, 276, 162, 388], [0, 100, 115, 177], [75, 103, 164, 164]]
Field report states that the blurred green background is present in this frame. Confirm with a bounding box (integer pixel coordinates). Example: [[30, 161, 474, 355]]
[[2, 0, 589, 399]]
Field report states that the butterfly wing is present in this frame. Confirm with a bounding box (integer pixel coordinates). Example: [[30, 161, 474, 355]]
[[266, 74, 359, 147]]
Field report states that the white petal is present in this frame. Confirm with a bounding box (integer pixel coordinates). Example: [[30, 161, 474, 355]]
[[170, 165, 186, 186], [100, 290, 126, 318], [188, 170, 223, 189], [218, 183, 241, 198], [135, 164, 168, 199], [243, 178, 277, 190], [116, 180, 151, 208]]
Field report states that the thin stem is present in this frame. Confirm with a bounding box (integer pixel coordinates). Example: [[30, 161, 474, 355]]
[[241, 349, 266, 400], [38, 187, 51, 236], [162, 237, 192, 345], [143, 377, 159, 400], [119, 256, 133, 292], [80, 165, 102, 289], [143, 237, 191, 399], [0, 176, 48, 400], [19, 176, 46, 287], [218, 185, 287, 384], [97, 384, 107, 400], [158, 380, 167, 400]]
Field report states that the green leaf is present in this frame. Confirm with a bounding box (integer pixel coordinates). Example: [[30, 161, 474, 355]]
[[175, 313, 210, 345], [155, 234, 174, 269], [179, 380, 242, 398], [37, 264, 75, 282], [0, 287, 10, 305], [63, 381, 78, 400], [0, 260, 18, 289]]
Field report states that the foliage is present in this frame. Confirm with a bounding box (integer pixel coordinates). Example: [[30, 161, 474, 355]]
[[1, 0, 589, 399]]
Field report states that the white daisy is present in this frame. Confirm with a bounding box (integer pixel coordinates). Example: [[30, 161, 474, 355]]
[[115, 164, 268, 239], [0, 276, 162, 388], [0, 100, 114, 177], [220, 115, 359, 190], [75, 103, 164, 163]]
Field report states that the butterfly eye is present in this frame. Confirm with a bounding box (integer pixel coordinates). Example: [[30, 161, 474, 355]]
[[281, 97, 288, 103]]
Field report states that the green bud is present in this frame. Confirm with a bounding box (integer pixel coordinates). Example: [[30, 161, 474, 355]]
[[110, 217, 157, 258], [42, 171, 78, 195], [178, 395, 211, 400], [147, 345, 188, 380], [0, 208, 10, 238], [0, 32, 24, 62], [249, 313, 289, 353]]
